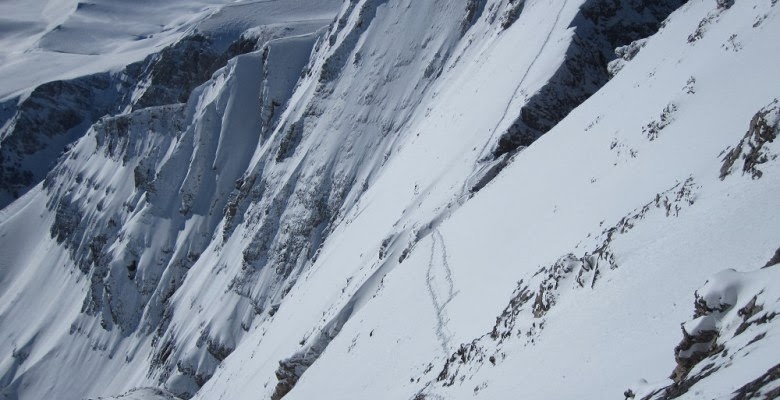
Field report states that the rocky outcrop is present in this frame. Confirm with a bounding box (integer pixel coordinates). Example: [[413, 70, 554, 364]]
[[608, 38, 648, 76], [131, 33, 260, 110], [720, 99, 779, 180], [462, 0, 489, 34], [765, 247, 780, 268], [493, 0, 685, 158], [0, 72, 127, 206], [319, 0, 390, 85], [500, 0, 527, 29], [416, 178, 698, 398], [636, 264, 780, 400]]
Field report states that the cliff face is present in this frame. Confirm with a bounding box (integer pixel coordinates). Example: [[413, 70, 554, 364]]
[[1, 1, 780, 400], [0, 0, 338, 208]]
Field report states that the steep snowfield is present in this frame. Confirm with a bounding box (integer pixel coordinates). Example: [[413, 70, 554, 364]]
[[191, 1, 780, 399], [1, 0, 779, 399]]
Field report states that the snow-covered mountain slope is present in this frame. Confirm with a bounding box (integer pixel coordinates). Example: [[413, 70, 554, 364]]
[[1, 0, 779, 399], [191, 1, 780, 399], [0, 0, 340, 100], [0, 0, 340, 208]]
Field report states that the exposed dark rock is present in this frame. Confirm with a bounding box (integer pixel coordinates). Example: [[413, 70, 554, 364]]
[[490, 280, 533, 341], [641, 265, 780, 400], [132, 33, 259, 109], [720, 99, 779, 180], [0, 72, 125, 206], [271, 301, 354, 399], [319, 0, 390, 85], [493, 0, 685, 158], [764, 246, 780, 268], [670, 324, 720, 383], [731, 363, 780, 400], [0, 30, 261, 207], [716, 0, 734, 10], [462, 0, 488, 34], [608, 38, 648, 76], [642, 364, 721, 400], [469, 153, 511, 193], [276, 120, 304, 162], [643, 103, 678, 141], [272, 355, 314, 400], [205, 339, 235, 363], [436, 340, 487, 387], [50, 197, 85, 245], [500, 0, 526, 30], [688, 12, 717, 44]]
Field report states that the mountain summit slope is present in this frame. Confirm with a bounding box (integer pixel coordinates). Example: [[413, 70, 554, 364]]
[[1, 0, 779, 399]]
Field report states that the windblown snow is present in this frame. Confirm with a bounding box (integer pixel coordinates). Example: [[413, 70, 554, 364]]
[[1, 0, 779, 399]]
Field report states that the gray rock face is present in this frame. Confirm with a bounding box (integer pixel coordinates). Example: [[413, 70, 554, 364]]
[[0, 72, 127, 206], [493, 0, 685, 158], [0, 29, 263, 208], [720, 99, 779, 180], [33, 23, 325, 395], [131, 33, 261, 110]]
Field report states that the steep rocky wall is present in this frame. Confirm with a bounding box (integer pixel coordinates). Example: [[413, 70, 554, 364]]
[[493, 0, 685, 158]]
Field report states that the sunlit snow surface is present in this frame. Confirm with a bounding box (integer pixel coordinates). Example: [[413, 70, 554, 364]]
[[1, 0, 779, 399], [0, 0, 339, 100]]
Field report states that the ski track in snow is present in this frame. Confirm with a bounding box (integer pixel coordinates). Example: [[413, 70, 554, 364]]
[[474, 0, 570, 163], [426, 229, 457, 355], [434, 229, 456, 309]]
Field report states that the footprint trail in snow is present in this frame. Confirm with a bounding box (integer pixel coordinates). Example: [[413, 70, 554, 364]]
[[426, 229, 458, 355]]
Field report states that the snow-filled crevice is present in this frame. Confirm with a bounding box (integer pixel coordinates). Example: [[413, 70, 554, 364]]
[[220, 0, 481, 346]]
